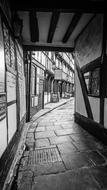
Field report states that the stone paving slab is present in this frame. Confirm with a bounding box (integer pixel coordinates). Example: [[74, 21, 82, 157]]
[[46, 125, 63, 130], [57, 142, 78, 154], [55, 128, 77, 136], [33, 162, 66, 176], [89, 165, 107, 189], [61, 152, 93, 170], [86, 150, 106, 166], [35, 131, 56, 139], [36, 126, 46, 132], [32, 169, 100, 190], [49, 136, 72, 145], [35, 138, 50, 148]]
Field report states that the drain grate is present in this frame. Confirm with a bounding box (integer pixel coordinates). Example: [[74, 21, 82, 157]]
[[28, 146, 61, 165]]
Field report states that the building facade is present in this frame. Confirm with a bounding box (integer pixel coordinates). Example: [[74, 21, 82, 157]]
[[0, 3, 26, 188], [29, 51, 74, 117]]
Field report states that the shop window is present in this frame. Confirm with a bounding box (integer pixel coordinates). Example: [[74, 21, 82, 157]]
[[84, 67, 100, 96]]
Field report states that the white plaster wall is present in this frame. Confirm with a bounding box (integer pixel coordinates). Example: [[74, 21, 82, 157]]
[[75, 14, 103, 68], [104, 98, 107, 129], [8, 104, 17, 143], [75, 69, 87, 117], [48, 93, 51, 103], [34, 96, 38, 106], [44, 93, 48, 104], [0, 118, 7, 158], [19, 78, 26, 120], [88, 97, 100, 123]]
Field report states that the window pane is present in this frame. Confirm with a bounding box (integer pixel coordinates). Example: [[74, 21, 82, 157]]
[[84, 68, 100, 96]]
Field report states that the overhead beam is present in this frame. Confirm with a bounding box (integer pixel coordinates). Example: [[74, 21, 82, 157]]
[[47, 11, 60, 43], [9, 1, 104, 13], [23, 45, 74, 53], [81, 57, 101, 74], [62, 13, 82, 43], [29, 11, 39, 42]]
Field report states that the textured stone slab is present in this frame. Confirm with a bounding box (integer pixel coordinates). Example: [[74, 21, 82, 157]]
[[57, 142, 78, 155], [46, 125, 62, 131], [72, 141, 96, 151], [28, 128, 36, 133], [34, 162, 65, 176], [86, 151, 106, 166], [61, 152, 93, 170], [35, 138, 50, 148], [27, 132, 34, 138], [49, 136, 71, 145], [90, 166, 107, 189], [17, 171, 33, 190], [99, 149, 107, 158], [55, 129, 76, 136], [35, 131, 56, 139], [36, 127, 46, 132], [32, 169, 100, 190]]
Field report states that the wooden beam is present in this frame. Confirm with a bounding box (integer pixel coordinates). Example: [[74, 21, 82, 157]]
[[9, 1, 104, 13], [75, 57, 93, 120], [81, 57, 101, 74], [100, 13, 107, 125], [23, 45, 74, 52], [29, 11, 39, 42], [47, 11, 60, 43], [62, 13, 82, 43]]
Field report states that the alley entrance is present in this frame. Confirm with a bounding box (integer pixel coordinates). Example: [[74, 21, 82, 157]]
[[11, 98, 107, 190]]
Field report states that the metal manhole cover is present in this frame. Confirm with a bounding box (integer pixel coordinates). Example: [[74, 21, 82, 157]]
[[28, 146, 61, 165]]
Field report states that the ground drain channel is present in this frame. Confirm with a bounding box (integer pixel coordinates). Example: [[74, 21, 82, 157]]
[[28, 146, 62, 165]]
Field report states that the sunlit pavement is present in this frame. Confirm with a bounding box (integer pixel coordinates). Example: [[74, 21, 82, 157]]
[[12, 99, 107, 190]]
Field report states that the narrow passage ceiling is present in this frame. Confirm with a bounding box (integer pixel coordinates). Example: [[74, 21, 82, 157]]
[[9, 0, 104, 52]]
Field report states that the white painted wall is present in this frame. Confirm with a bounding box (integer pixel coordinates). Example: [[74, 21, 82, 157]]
[[6, 70, 17, 143], [0, 118, 7, 158], [75, 69, 87, 117], [8, 104, 17, 142], [75, 15, 103, 68], [44, 93, 48, 104], [19, 78, 26, 120], [8, 104, 17, 143], [48, 93, 51, 103], [88, 97, 100, 123]]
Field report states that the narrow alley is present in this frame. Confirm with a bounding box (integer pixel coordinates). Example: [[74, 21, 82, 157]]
[[11, 99, 107, 190], [0, 1, 105, 190]]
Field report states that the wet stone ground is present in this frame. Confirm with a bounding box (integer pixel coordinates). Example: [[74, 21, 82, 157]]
[[12, 100, 107, 190]]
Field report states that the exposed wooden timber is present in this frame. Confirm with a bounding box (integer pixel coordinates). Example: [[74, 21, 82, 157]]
[[29, 11, 39, 42], [62, 13, 82, 43], [47, 11, 60, 43]]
